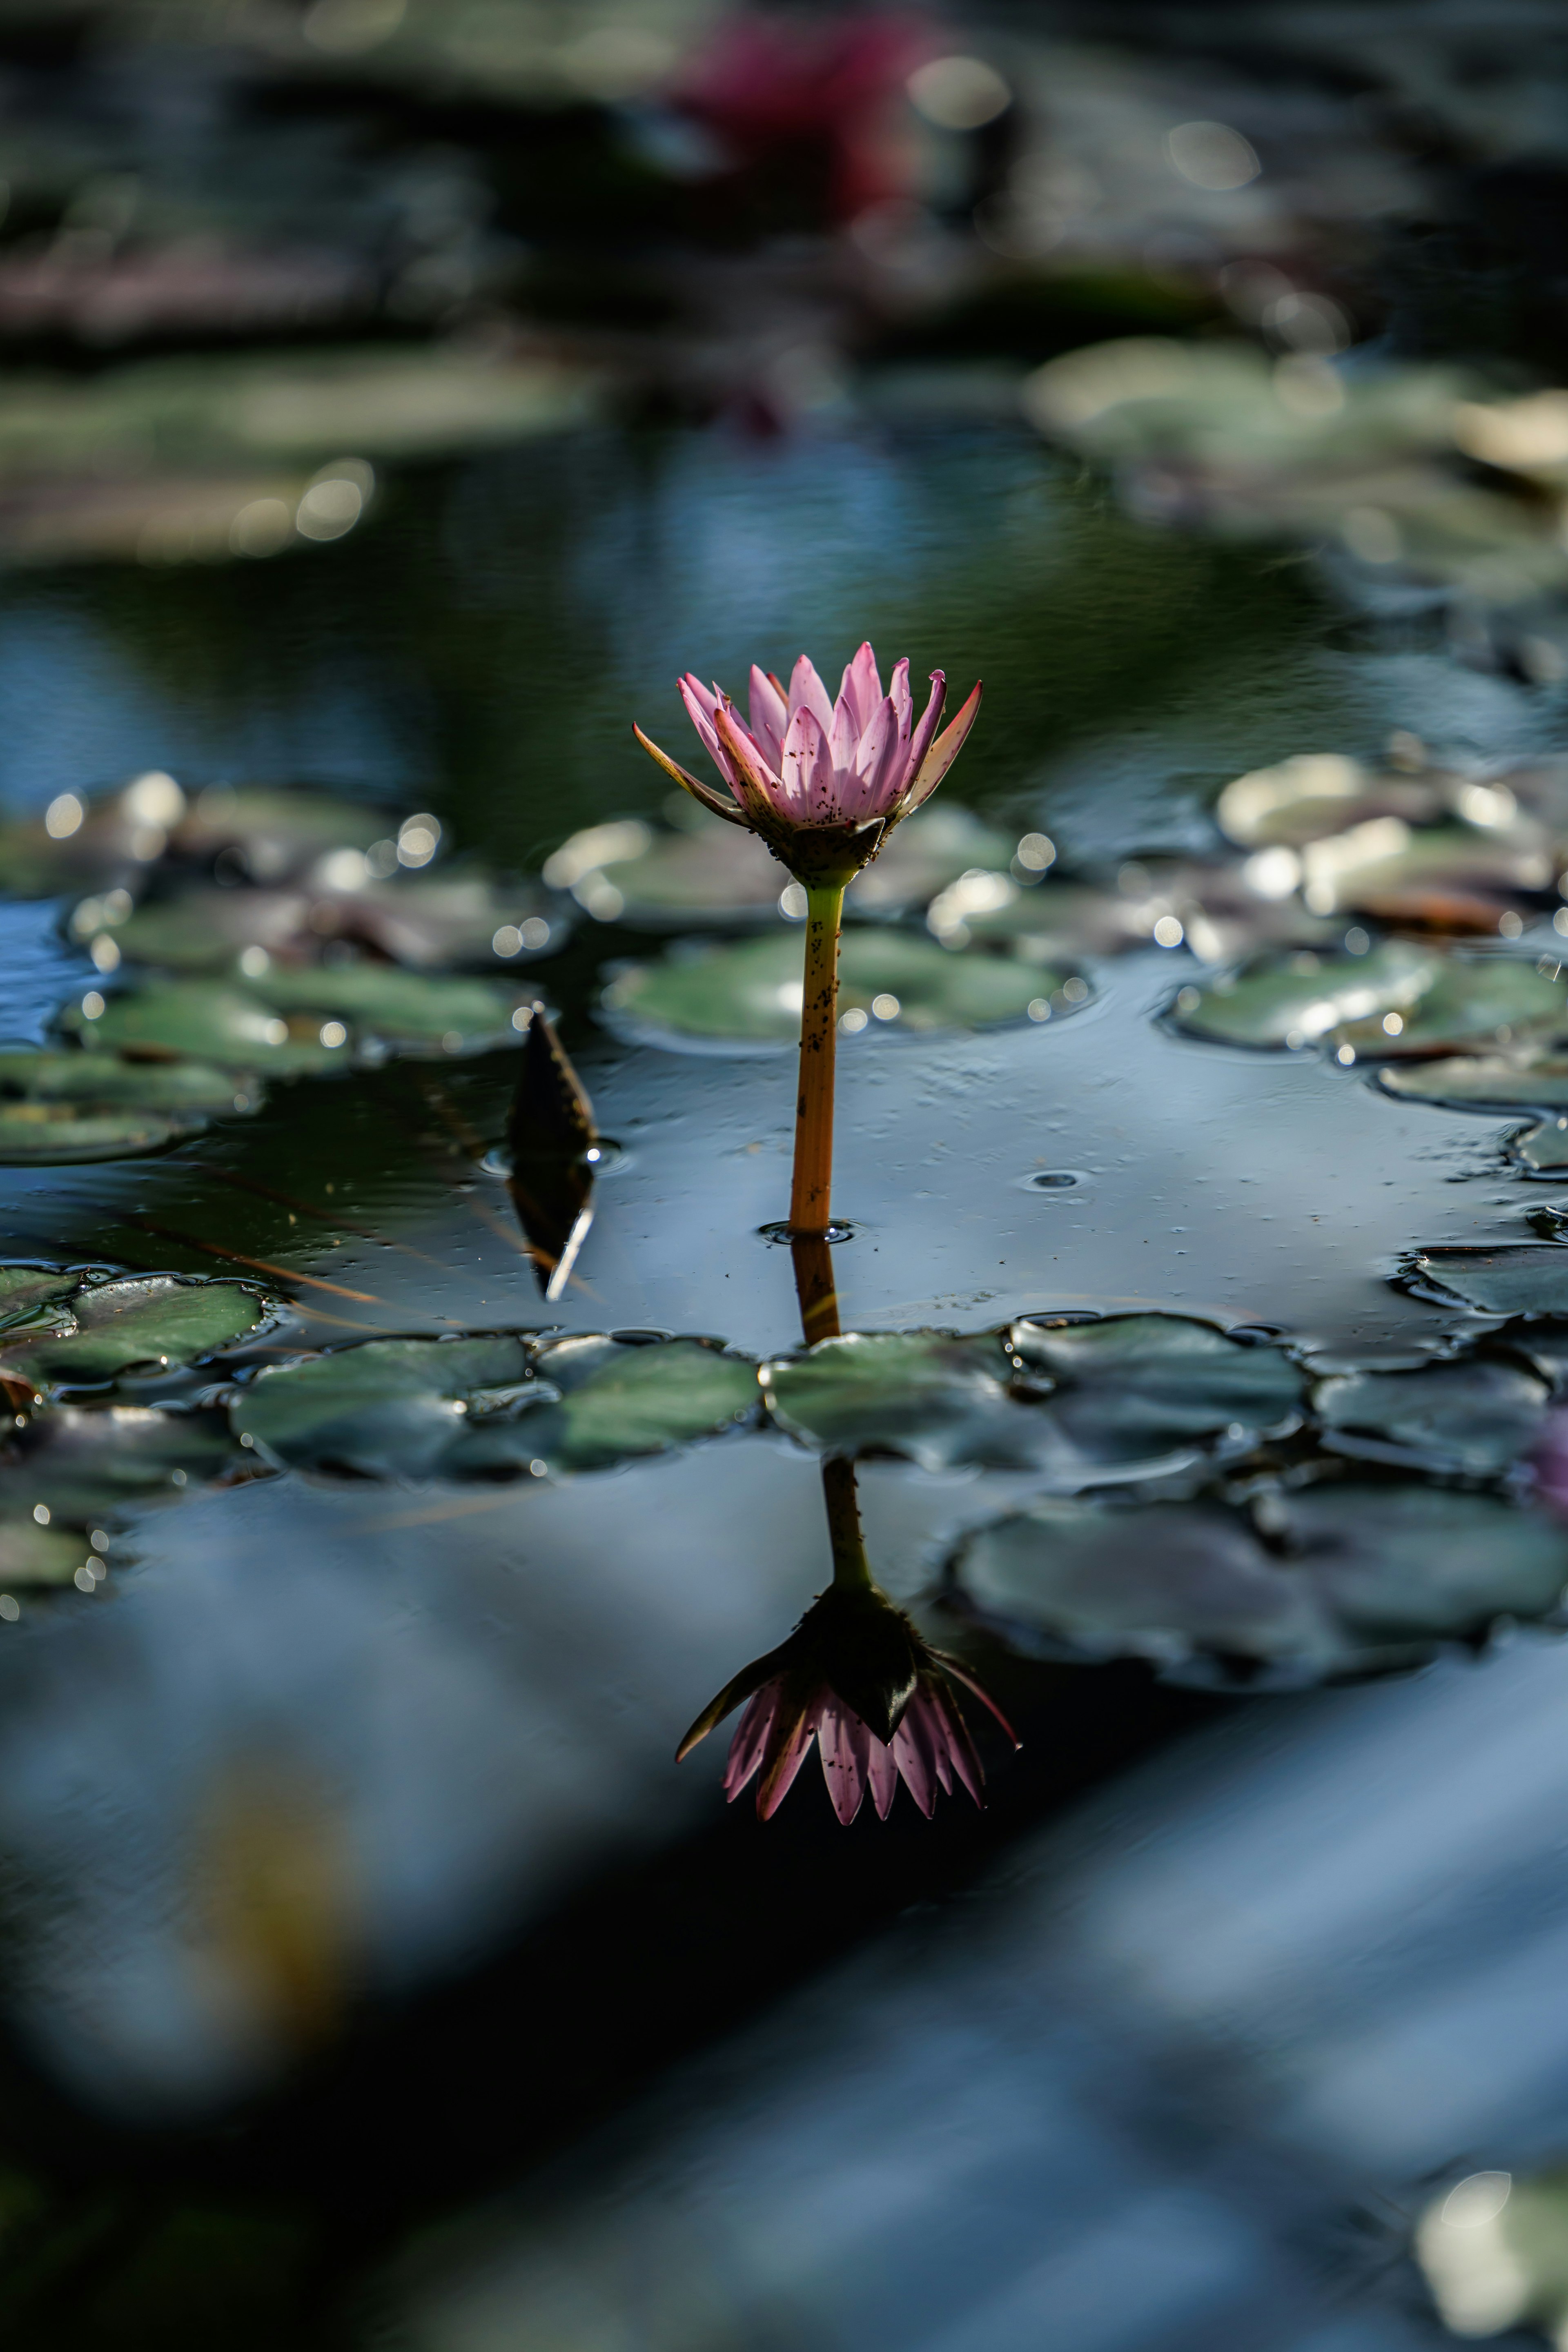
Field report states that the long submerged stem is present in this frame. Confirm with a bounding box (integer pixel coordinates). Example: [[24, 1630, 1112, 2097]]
[[789, 880, 844, 1237]]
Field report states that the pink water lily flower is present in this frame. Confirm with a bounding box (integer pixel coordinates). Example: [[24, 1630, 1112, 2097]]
[[677, 1582, 1017, 1824], [635, 641, 981, 885]]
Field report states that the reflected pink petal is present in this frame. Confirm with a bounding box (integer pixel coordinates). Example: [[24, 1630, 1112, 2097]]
[[757, 1701, 817, 1819], [930, 1683, 984, 1806], [724, 1684, 780, 1800], [890, 1714, 938, 1817], [866, 1733, 900, 1820], [817, 1702, 867, 1825]]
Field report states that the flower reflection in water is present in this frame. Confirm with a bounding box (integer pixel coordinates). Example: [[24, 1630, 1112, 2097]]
[[678, 1233, 1017, 1823]]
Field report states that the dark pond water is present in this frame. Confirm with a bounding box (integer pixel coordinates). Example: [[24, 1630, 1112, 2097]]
[[4, 404, 1568, 2346]]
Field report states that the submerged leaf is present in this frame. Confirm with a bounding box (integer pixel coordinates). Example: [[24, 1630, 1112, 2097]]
[[603, 931, 1079, 1045]]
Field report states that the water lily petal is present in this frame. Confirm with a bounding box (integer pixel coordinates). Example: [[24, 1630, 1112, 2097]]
[[843, 697, 906, 821], [780, 705, 836, 817], [933, 1647, 1020, 1746], [887, 657, 913, 745], [633, 726, 752, 828], [890, 1708, 939, 1816], [714, 700, 788, 827], [818, 1702, 869, 1824], [866, 1733, 900, 1820], [749, 665, 789, 767], [930, 1680, 985, 1805], [787, 654, 835, 740], [722, 1684, 780, 1798], [757, 1694, 818, 1818], [904, 681, 982, 813], [898, 670, 946, 799], [840, 641, 883, 736], [679, 675, 733, 783]]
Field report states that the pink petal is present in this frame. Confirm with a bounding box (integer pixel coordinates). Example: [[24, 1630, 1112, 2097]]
[[887, 657, 913, 745], [757, 1702, 817, 1818], [634, 726, 752, 829], [749, 665, 788, 767], [780, 704, 836, 816], [909, 1688, 953, 1796], [828, 684, 860, 775], [843, 696, 906, 821], [679, 675, 734, 786], [724, 1684, 780, 1800], [896, 670, 945, 799], [713, 699, 787, 822], [866, 1735, 900, 1820], [905, 680, 982, 812], [839, 641, 883, 736], [787, 654, 835, 739], [817, 1702, 869, 1825], [930, 1684, 984, 1806]]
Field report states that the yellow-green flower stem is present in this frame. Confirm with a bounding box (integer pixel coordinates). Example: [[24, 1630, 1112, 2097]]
[[788, 880, 845, 1238]]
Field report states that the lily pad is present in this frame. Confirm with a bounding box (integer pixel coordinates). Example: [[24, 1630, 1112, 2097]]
[[1009, 1314, 1305, 1461], [1512, 1118, 1568, 1173], [950, 1477, 1568, 1686], [4, 1404, 245, 1525], [0, 1516, 93, 1588], [230, 1336, 535, 1477], [0, 1265, 87, 1327], [1312, 1358, 1549, 1474], [1334, 955, 1566, 1058], [602, 931, 1077, 1046], [1402, 1245, 1568, 1319], [250, 962, 526, 1052], [0, 1049, 248, 1162], [1215, 752, 1446, 849], [762, 1330, 1049, 1474], [1379, 1054, 1568, 1110], [60, 982, 343, 1072], [762, 1314, 1301, 1477], [1171, 940, 1437, 1049], [1, 1276, 271, 1392], [450, 1336, 762, 1477], [103, 873, 561, 974]]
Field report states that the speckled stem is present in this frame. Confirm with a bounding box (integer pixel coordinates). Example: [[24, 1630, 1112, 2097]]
[[788, 882, 843, 1238], [822, 1456, 872, 1589]]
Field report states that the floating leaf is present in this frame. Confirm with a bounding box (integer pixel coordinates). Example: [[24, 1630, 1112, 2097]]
[[0, 1516, 92, 1588], [1009, 1313, 1304, 1460], [4, 1404, 244, 1525], [1513, 1118, 1568, 1173], [1, 1276, 270, 1392], [506, 1008, 597, 1301], [1379, 1054, 1568, 1109], [0, 1265, 89, 1327], [1312, 1357, 1548, 1474], [951, 1477, 1568, 1685], [762, 1314, 1300, 1477], [1215, 752, 1446, 849], [60, 983, 342, 1072], [1171, 940, 1437, 1049], [603, 931, 1076, 1046], [230, 1336, 534, 1477], [1335, 954, 1567, 1058], [0, 1049, 248, 1163], [104, 873, 561, 974], [1417, 2160, 1568, 2345], [762, 1330, 1046, 1474], [249, 963, 525, 1052], [1402, 1245, 1568, 1318], [452, 1336, 761, 1477]]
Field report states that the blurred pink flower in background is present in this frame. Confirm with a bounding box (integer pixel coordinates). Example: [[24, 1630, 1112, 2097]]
[[1532, 1412, 1568, 1519], [672, 11, 935, 225]]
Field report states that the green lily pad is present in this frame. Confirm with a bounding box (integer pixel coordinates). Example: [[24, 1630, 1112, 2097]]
[[6, 1404, 244, 1525], [0, 1049, 248, 1163], [251, 963, 526, 1051], [1009, 1314, 1305, 1460], [603, 931, 1077, 1046], [104, 873, 562, 974], [1512, 1118, 1568, 1172], [1378, 1054, 1568, 1110], [1402, 1245, 1568, 1318], [762, 1330, 1048, 1474], [762, 1314, 1301, 1477], [1215, 752, 1445, 849], [0, 1265, 85, 1327], [1, 1276, 271, 1392], [0, 1516, 93, 1588], [230, 1336, 535, 1477], [1171, 940, 1437, 1049], [1334, 955, 1566, 1058], [60, 982, 344, 1072], [1312, 1357, 1549, 1474], [450, 1336, 762, 1477], [950, 1477, 1568, 1686]]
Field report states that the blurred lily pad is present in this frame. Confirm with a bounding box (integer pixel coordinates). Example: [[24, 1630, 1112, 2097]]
[[0, 1515, 93, 1588], [230, 1335, 535, 1477], [951, 1477, 1568, 1686], [452, 1336, 761, 1477], [102, 872, 562, 974], [1, 1276, 271, 1393], [1312, 1357, 1549, 1474], [1334, 954, 1566, 1058], [602, 931, 1077, 1045], [1512, 1118, 1568, 1172], [1216, 752, 1447, 849], [60, 982, 343, 1072], [762, 1330, 1047, 1474], [4, 1404, 245, 1526], [1417, 2159, 1568, 2344], [1402, 1246, 1568, 1318], [1171, 940, 1437, 1049], [1379, 1054, 1568, 1110], [0, 1049, 247, 1163], [1010, 1314, 1305, 1462], [251, 962, 526, 1051]]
